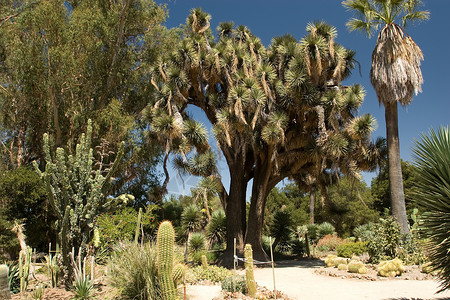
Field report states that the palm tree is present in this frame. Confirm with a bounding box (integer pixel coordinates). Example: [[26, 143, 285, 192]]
[[343, 0, 429, 233]]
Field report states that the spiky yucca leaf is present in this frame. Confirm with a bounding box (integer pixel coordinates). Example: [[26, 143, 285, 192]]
[[181, 204, 201, 233], [412, 126, 450, 292], [206, 209, 226, 245]]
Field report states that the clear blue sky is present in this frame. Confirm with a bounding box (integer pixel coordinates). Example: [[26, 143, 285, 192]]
[[156, 0, 450, 195]]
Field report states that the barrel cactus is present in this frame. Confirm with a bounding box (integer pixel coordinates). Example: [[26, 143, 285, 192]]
[[348, 260, 367, 274], [378, 258, 404, 277], [157, 221, 185, 300]]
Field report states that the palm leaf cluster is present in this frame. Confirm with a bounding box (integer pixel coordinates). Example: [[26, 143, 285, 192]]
[[412, 127, 450, 292]]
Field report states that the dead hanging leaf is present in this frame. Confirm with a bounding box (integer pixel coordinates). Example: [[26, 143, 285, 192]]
[[234, 98, 248, 125]]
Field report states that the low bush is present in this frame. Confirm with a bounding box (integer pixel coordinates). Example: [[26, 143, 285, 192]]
[[317, 222, 336, 240], [187, 265, 233, 284], [316, 234, 343, 252], [337, 241, 367, 258], [221, 275, 247, 293]]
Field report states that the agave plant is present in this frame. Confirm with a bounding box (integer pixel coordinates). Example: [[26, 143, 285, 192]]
[[412, 126, 450, 292]]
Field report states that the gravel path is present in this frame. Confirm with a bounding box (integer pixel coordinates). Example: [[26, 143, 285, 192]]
[[186, 260, 450, 300]]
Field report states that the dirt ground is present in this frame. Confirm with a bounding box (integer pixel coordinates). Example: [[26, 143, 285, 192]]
[[186, 259, 450, 300]]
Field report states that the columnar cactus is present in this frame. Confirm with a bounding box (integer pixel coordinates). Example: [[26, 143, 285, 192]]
[[157, 221, 177, 300], [0, 265, 11, 299], [33, 120, 131, 284], [244, 244, 257, 298], [19, 246, 32, 293]]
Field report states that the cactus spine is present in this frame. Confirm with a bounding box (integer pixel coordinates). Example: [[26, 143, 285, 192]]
[[0, 265, 11, 299], [244, 244, 257, 298], [157, 221, 177, 300]]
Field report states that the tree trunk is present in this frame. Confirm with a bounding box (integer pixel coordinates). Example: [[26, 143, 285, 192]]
[[245, 156, 273, 262], [309, 189, 315, 224], [385, 102, 409, 234], [217, 164, 247, 267]]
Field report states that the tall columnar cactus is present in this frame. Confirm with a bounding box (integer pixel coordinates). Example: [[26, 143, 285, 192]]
[[19, 246, 32, 293], [33, 120, 132, 285], [0, 264, 11, 299], [157, 221, 177, 300], [244, 244, 257, 298]]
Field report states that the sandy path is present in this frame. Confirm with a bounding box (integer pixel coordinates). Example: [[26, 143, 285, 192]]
[[186, 260, 450, 300]]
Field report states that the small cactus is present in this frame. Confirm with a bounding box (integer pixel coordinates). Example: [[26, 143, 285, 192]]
[[0, 265, 11, 299], [378, 258, 404, 277], [201, 254, 208, 269], [325, 255, 348, 268], [172, 263, 185, 284], [244, 244, 257, 298], [337, 264, 348, 271], [348, 260, 367, 274]]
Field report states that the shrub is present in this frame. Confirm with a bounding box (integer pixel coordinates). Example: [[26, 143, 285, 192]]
[[187, 265, 233, 284], [188, 232, 206, 253], [206, 210, 226, 246], [107, 242, 160, 300], [412, 126, 450, 292], [366, 214, 402, 263], [306, 224, 319, 242], [221, 275, 247, 293], [317, 234, 343, 252], [337, 241, 367, 258], [317, 222, 336, 240]]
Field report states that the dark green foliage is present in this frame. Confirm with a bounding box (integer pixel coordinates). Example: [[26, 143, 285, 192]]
[[337, 241, 367, 258], [0, 215, 19, 260], [371, 160, 419, 216], [412, 126, 450, 292], [7, 263, 19, 294], [353, 223, 376, 242], [0, 167, 56, 252], [317, 177, 379, 237], [181, 204, 202, 233], [269, 209, 293, 251], [206, 209, 226, 246], [221, 275, 247, 294], [307, 224, 319, 242], [160, 196, 184, 228]]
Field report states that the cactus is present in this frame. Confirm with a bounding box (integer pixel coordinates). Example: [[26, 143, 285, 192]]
[[201, 254, 208, 269], [19, 246, 32, 293], [378, 258, 404, 277], [172, 263, 185, 284], [325, 254, 348, 268], [134, 207, 143, 244], [348, 260, 367, 274], [157, 221, 177, 300], [33, 120, 132, 284], [0, 265, 11, 299], [337, 264, 348, 271], [244, 244, 257, 298]]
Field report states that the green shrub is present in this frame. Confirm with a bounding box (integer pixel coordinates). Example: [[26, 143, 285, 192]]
[[337, 241, 367, 258], [107, 242, 160, 300], [307, 224, 319, 242], [366, 214, 402, 263], [206, 210, 226, 246], [317, 222, 336, 240], [188, 232, 206, 253], [188, 265, 233, 284], [317, 234, 343, 252], [221, 275, 247, 293], [353, 223, 375, 242]]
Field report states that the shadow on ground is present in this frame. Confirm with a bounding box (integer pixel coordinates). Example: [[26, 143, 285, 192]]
[[256, 258, 325, 269]]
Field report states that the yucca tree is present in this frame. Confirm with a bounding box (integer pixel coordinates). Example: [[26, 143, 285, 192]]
[[412, 126, 450, 292], [343, 0, 429, 233], [148, 8, 382, 264]]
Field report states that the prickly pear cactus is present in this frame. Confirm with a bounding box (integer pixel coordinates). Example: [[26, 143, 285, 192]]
[[0, 264, 11, 299], [244, 244, 256, 298], [157, 221, 177, 300]]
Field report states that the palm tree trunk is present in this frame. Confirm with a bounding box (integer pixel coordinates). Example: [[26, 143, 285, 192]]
[[385, 102, 409, 233]]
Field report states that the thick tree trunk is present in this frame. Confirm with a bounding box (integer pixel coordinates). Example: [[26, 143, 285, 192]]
[[245, 156, 273, 262], [385, 102, 409, 234], [217, 164, 247, 267]]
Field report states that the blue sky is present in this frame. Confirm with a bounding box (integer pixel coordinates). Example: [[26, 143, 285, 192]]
[[156, 0, 450, 195]]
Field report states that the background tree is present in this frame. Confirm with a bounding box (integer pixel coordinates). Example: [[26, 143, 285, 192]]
[[0, 0, 168, 204], [343, 0, 429, 233], [148, 8, 382, 263]]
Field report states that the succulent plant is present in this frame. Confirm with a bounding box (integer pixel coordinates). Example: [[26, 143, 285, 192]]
[[0, 265, 11, 299]]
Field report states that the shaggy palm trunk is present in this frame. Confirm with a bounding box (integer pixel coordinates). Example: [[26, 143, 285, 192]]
[[385, 102, 409, 234]]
